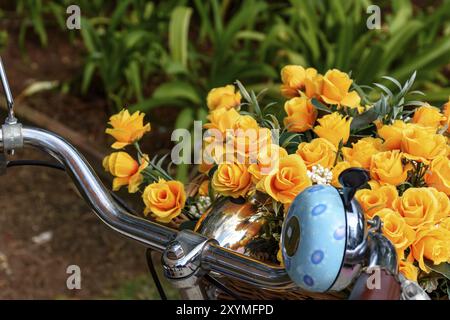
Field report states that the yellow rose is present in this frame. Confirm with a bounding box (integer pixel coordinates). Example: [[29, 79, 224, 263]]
[[320, 69, 361, 109], [204, 107, 241, 135], [142, 179, 186, 223], [375, 208, 416, 257], [377, 120, 407, 151], [399, 255, 419, 282], [355, 185, 398, 219], [103, 152, 147, 193], [331, 161, 351, 187], [235, 115, 259, 131], [206, 85, 241, 111], [440, 217, 450, 231], [105, 109, 151, 149], [260, 154, 312, 204], [425, 155, 450, 196], [428, 187, 450, 222], [283, 96, 318, 133], [212, 162, 252, 198], [280, 65, 318, 98], [412, 104, 445, 129], [296, 138, 337, 169], [304, 73, 323, 99], [313, 112, 352, 147], [401, 126, 447, 163], [411, 225, 450, 272], [342, 137, 383, 169], [369, 150, 409, 186], [233, 127, 272, 164], [248, 144, 288, 183], [394, 187, 440, 229]]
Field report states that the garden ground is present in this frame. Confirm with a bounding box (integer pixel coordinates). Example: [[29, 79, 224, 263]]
[[0, 22, 178, 299]]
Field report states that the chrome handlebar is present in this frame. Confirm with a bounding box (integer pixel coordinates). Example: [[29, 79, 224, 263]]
[[1, 126, 293, 290]]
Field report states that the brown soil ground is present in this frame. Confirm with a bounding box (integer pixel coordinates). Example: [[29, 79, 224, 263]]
[[0, 12, 179, 299]]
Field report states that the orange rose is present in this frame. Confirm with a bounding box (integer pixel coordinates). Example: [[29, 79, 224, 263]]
[[355, 185, 398, 219], [375, 208, 416, 257], [412, 104, 445, 129], [212, 162, 252, 198], [394, 187, 440, 229], [248, 144, 288, 183], [296, 138, 337, 169], [369, 150, 409, 186], [142, 179, 186, 223], [399, 254, 419, 282], [280, 65, 319, 98], [320, 69, 361, 109], [377, 120, 407, 151], [425, 155, 450, 196], [283, 96, 317, 133], [313, 112, 352, 147], [401, 126, 447, 163], [206, 85, 241, 110], [105, 109, 151, 149], [204, 107, 241, 135], [428, 187, 450, 222], [260, 154, 312, 204], [411, 225, 450, 272], [342, 137, 383, 169]]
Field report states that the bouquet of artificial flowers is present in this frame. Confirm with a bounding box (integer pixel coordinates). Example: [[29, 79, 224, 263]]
[[103, 65, 450, 299]]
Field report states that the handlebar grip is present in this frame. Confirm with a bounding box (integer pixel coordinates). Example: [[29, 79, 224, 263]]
[[349, 269, 401, 300]]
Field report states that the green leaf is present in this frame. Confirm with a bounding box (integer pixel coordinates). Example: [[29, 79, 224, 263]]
[[152, 81, 201, 104], [169, 6, 193, 68], [425, 261, 450, 280], [311, 98, 332, 113], [350, 108, 379, 131], [81, 61, 96, 94]]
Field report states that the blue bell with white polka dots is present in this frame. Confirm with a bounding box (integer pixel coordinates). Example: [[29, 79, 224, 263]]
[[281, 168, 371, 292]]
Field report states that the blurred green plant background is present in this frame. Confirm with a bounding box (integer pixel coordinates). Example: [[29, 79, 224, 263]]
[[10, 0, 450, 111], [1, 0, 450, 300]]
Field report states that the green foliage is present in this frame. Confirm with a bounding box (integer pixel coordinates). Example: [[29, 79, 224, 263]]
[[11, 0, 450, 110], [272, 0, 450, 102]]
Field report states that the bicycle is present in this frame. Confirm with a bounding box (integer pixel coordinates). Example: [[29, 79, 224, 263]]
[[0, 58, 429, 300]]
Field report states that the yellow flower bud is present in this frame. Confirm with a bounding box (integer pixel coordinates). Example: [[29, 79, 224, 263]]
[[103, 152, 147, 193], [283, 96, 318, 133], [206, 85, 241, 111], [320, 69, 361, 109], [105, 109, 150, 149]]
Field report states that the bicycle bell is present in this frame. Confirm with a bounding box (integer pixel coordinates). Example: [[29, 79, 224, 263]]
[[281, 168, 372, 292]]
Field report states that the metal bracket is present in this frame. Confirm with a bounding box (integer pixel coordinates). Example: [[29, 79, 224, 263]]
[[2, 122, 23, 155], [0, 57, 22, 157], [161, 230, 214, 299]]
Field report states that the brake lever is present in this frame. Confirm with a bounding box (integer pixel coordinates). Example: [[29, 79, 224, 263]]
[[0, 57, 22, 159]]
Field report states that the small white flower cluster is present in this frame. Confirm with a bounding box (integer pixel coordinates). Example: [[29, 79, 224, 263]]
[[189, 195, 212, 218], [307, 164, 333, 185]]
